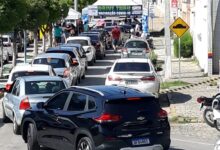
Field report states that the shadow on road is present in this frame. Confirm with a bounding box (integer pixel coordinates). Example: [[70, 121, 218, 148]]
[[169, 147, 184, 150], [169, 92, 192, 104], [86, 69, 107, 76], [0, 118, 5, 128], [79, 77, 106, 86]]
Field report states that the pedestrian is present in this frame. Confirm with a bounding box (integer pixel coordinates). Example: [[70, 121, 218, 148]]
[[53, 22, 62, 46], [111, 23, 121, 52]]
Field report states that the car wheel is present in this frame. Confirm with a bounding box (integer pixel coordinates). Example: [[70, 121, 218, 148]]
[[77, 137, 95, 150], [13, 115, 20, 135], [27, 123, 40, 150], [2, 104, 10, 123]]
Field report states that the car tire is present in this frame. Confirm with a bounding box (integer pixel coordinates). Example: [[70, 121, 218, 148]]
[[13, 115, 20, 135], [77, 137, 95, 150], [2, 104, 10, 123], [203, 108, 215, 127], [27, 123, 40, 150]]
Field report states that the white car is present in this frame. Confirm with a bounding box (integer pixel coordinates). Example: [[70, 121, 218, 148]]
[[32, 53, 79, 86], [121, 38, 151, 58], [5, 64, 56, 92], [105, 58, 160, 95], [66, 36, 96, 65]]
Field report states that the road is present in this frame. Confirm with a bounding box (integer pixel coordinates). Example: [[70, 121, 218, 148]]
[[0, 48, 217, 150]]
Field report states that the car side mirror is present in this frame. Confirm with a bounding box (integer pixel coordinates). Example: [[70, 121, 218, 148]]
[[72, 60, 79, 66], [36, 102, 45, 109], [155, 67, 163, 72]]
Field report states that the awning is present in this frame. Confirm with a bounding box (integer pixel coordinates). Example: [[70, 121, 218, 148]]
[[65, 8, 81, 20]]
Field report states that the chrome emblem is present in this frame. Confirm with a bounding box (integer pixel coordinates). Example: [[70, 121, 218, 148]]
[[137, 116, 145, 121]]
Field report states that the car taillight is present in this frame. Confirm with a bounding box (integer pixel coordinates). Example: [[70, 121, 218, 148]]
[[141, 76, 156, 81], [108, 75, 122, 81], [63, 68, 70, 78], [94, 113, 121, 123], [5, 84, 12, 91], [127, 97, 142, 101], [197, 97, 205, 103], [122, 48, 127, 52], [19, 97, 30, 110], [158, 109, 168, 119]]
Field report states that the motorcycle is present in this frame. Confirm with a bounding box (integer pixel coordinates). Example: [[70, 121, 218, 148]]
[[197, 96, 215, 127], [212, 95, 220, 131]]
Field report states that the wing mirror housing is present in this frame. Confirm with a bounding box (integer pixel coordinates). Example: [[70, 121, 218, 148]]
[[72, 60, 79, 66]]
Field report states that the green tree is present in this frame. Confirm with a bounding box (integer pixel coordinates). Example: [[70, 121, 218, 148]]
[[0, 0, 27, 74], [78, 0, 96, 11]]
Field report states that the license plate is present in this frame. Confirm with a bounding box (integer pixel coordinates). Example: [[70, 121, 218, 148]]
[[132, 138, 150, 146], [126, 80, 138, 85], [131, 52, 142, 56]]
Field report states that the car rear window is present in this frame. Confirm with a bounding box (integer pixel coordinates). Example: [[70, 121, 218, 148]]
[[46, 50, 76, 58], [105, 97, 160, 118], [114, 62, 150, 72], [11, 71, 49, 81], [33, 58, 66, 68], [125, 41, 148, 48], [25, 81, 66, 95], [67, 40, 88, 46]]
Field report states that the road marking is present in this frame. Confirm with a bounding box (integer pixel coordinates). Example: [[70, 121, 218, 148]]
[[96, 60, 116, 63], [172, 138, 214, 146], [88, 66, 112, 69], [105, 53, 121, 57], [85, 75, 107, 78]]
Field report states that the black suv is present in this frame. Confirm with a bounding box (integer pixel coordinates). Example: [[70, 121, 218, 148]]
[[21, 86, 170, 150]]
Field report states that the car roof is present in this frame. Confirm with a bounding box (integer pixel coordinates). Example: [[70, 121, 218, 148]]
[[19, 76, 63, 82], [67, 36, 90, 41], [82, 86, 153, 100], [34, 53, 70, 59], [115, 58, 150, 63], [47, 46, 77, 51], [12, 64, 52, 72], [126, 38, 148, 43], [60, 43, 82, 48]]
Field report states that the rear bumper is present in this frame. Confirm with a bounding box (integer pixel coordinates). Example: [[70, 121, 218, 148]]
[[96, 132, 170, 150]]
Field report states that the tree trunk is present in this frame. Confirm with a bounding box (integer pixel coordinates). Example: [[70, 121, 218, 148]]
[[42, 34, 46, 52], [12, 30, 18, 67], [33, 29, 38, 57], [49, 28, 53, 47], [0, 35, 3, 78]]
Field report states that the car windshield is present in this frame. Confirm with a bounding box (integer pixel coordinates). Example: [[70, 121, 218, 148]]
[[25, 80, 66, 94], [125, 41, 148, 48], [11, 71, 49, 81], [47, 50, 76, 58], [33, 58, 66, 68], [67, 40, 88, 46], [114, 62, 150, 72]]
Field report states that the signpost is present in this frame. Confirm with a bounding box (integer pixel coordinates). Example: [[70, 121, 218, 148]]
[[170, 17, 189, 79]]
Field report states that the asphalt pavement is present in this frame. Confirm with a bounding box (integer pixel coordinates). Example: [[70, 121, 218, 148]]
[[0, 47, 217, 150]]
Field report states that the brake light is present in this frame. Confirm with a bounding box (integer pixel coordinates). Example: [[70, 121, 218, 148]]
[[158, 109, 168, 118], [94, 113, 121, 123], [127, 97, 142, 101], [141, 76, 155, 81], [122, 48, 127, 52], [197, 97, 205, 103], [19, 97, 30, 110], [5, 84, 12, 91], [63, 68, 70, 78], [108, 75, 122, 81]]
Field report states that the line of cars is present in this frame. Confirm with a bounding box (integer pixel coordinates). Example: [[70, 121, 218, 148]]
[[1, 28, 170, 150]]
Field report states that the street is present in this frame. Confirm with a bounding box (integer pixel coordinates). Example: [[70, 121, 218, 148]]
[[0, 48, 216, 150]]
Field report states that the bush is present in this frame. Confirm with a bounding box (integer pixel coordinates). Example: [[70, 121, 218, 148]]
[[174, 32, 193, 58]]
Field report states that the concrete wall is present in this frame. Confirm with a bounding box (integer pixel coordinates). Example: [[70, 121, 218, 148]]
[[193, 0, 209, 73], [212, 0, 220, 73]]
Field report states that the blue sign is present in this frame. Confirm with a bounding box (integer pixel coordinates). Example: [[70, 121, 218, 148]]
[[142, 15, 148, 33]]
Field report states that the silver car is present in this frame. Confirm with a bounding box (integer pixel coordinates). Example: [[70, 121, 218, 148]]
[[32, 53, 79, 86], [2, 76, 68, 134], [121, 38, 151, 58]]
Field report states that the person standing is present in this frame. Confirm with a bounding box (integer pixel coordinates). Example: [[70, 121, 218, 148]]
[[111, 23, 121, 52], [53, 23, 62, 46]]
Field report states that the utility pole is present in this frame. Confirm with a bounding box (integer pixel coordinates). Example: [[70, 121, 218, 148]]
[[164, 0, 172, 79], [74, 0, 78, 11]]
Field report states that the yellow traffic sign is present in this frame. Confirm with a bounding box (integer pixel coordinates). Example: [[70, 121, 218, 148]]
[[170, 17, 189, 38]]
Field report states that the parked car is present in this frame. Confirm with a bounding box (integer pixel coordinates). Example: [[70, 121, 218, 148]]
[[2, 35, 12, 46], [2, 76, 68, 134], [60, 43, 88, 69], [46, 46, 86, 81], [80, 32, 106, 59], [5, 64, 56, 92], [105, 58, 160, 95], [21, 86, 170, 150], [121, 38, 151, 58], [66, 36, 96, 65], [32, 53, 78, 86], [91, 28, 112, 49]]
